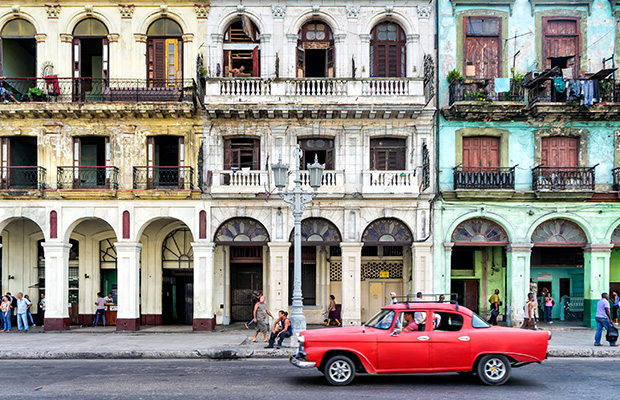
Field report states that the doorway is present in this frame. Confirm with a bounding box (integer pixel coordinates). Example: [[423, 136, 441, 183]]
[[452, 279, 479, 313], [305, 50, 326, 77], [162, 270, 193, 325], [74, 137, 107, 187], [230, 246, 263, 322], [147, 136, 184, 188]]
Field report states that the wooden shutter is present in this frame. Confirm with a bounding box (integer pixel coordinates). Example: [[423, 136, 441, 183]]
[[252, 139, 260, 170], [462, 137, 500, 167], [327, 46, 334, 77], [104, 137, 111, 184], [223, 139, 232, 170], [223, 50, 231, 76], [370, 138, 405, 170], [147, 137, 154, 187], [147, 39, 166, 87], [1, 137, 9, 183], [102, 38, 109, 82], [73, 137, 81, 186], [178, 136, 185, 188], [297, 46, 305, 77], [326, 148, 334, 170], [464, 17, 501, 79], [543, 18, 580, 77], [72, 38, 81, 101], [541, 137, 579, 167], [252, 46, 260, 77]]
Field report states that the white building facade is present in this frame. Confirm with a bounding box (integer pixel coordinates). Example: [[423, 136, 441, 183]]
[[0, 0, 435, 331]]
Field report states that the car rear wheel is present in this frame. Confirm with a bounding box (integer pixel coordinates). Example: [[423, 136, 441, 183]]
[[323, 355, 356, 386], [477, 355, 511, 386]]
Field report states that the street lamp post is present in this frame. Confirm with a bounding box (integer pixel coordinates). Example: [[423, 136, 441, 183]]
[[272, 146, 324, 336]]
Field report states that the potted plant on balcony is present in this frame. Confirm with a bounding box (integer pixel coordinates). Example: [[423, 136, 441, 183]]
[[27, 87, 46, 102], [446, 69, 463, 84]]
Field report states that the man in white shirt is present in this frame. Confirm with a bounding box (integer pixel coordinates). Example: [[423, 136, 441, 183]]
[[15, 293, 31, 332], [93, 292, 106, 327]]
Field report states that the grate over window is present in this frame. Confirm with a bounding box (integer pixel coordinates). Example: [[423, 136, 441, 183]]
[[362, 261, 403, 280], [329, 262, 342, 281]]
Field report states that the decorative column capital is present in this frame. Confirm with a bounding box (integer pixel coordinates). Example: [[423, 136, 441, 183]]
[[506, 243, 534, 253], [107, 33, 120, 43], [334, 34, 346, 44], [340, 242, 363, 250], [191, 241, 216, 251], [118, 4, 135, 19], [34, 33, 48, 43], [271, 5, 286, 18], [114, 242, 143, 252], [182, 33, 194, 43], [407, 34, 420, 44], [45, 4, 61, 19], [194, 4, 211, 19], [443, 242, 455, 251], [583, 244, 614, 253], [359, 34, 371, 43], [259, 33, 272, 43], [60, 33, 73, 43], [286, 33, 298, 44], [211, 33, 224, 44], [267, 241, 292, 250], [134, 33, 147, 43]]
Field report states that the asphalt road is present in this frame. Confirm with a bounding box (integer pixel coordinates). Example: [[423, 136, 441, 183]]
[[1, 358, 617, 399]]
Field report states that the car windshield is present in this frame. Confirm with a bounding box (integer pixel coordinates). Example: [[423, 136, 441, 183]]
[[472, 313, 491, 328], [365, 309, 395, 330]]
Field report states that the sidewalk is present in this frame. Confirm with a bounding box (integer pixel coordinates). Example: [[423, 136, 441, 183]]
[[0, 323, 617, 360]]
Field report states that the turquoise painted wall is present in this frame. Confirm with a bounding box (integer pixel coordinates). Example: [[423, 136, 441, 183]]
[[531, 267, 584, 320]]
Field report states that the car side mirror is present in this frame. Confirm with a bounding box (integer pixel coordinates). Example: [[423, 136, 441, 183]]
[[390, 328, 401, 337]]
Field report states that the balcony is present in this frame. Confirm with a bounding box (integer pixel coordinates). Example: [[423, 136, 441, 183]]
[[133, 166, 194, 191], [208, 169, 269, 196], [443, 78, 525, 121], [57, 166, 119, 190], [204, 77, 427, 119], [453, 166, 515, 190], [300, 170, 345, 195], [0, 166, 46, 191], [0, 77, 199, 118], [532, 165, 596, 192], [362, 170, 418, 195]]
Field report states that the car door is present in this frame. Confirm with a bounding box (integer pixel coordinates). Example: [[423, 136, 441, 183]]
[[376, 310, 431, 372], [429, 311, 471, 371]]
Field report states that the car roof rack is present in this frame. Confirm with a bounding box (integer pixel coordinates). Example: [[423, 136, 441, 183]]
[[393, 293, 459, 311]]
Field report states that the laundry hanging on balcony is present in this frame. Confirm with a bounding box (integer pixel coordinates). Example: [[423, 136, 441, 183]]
[[494, 77, 510, 93], [553, 76, 566, 93]]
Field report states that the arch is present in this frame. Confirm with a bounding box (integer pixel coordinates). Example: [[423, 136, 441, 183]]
[[612, 224, 620, 245], [531, 219, 587, 246], [0, 12, 42, 36], [63, 216, 119, 243], [451, 218, 508, 246], [162, 228, 193, 268], [370, 21, 407, 77], [1, 18, 35, 37], [0, 215, 47, 241], [65, 10, 117, 37], [134, 215, 197, 243], [366, 11, 415, 38], [214, 217, 270, 245], [525, 214, 592, 244], [72, 17, 109, 36], [443, 211, 514, 244], [288, 218, 342, 246], [138, 10, 190, 36], [147, 17, 183, 36], [223, 18, 260, 42], [217, 10, 266, 38], [290, 10, 341, 35], [362, 218, 413, 245]]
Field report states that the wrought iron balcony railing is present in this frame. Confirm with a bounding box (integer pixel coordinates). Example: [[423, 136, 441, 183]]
[[0, 77, 198, 103], [526, 76, 616, 106], [57, 166, 119, 190], [453, 166, 516, 190], [0, 166, 46, 190], [133, 166, 194, 190], [448, 78, 525, 105], [532, 165, 597, 191]]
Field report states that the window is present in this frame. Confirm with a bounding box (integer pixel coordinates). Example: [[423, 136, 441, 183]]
[[299, 138, 334, 170], [147, 18, 183, 86], [433, 312, 464, 331], [366, 309, 396, 330], [223, 138, 260, 170], [370, 138, 406, 170], [472, 313, 491, 328], [543, 17, 580, 78], [400, 311, 427, 332], [223, 18, 260, 77], [0, 19, 36, 79], [541, 136, 578, 167], [72, 19, 109, 85], [462, 136, 500, 168], [370, 22, 406, 77], [289, 247, 316, 306], [297, 21, 334, 77], [464, 17, 501, 79]]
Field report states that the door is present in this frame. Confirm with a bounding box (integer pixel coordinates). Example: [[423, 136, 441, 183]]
[[541, 136, 578, 167], [230, 264, 262, 322], [162, 270, 193, 325], [560, 278, 570, 300], [430, 311, 470, 370], [462, 136, 500, 168], [148, 38, 182, 87], [456, 279, 479, 314], [464, 17, 501, 79], [377, 311, 431, 371], [543, 18, 580, 77]]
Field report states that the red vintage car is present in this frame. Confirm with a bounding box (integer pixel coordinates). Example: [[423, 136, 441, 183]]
[[290, 301, 551, 386]]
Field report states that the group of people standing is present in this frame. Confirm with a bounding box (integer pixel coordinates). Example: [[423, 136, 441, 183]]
[[245, 293, 293, 349], [0, 292, 44, 332], [522, 286, 556, 330]]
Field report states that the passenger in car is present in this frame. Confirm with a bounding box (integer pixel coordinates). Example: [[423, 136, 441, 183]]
[[402, 312, 419, 332], [414, 311, 426, 331], [432, 313, 442, 329]]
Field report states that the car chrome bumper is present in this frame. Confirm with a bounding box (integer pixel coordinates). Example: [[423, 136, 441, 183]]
[[289, 355, 316, 369]]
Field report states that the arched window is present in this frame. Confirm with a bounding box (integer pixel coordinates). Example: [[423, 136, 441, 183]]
[[370, 22, 406, 77], [147, 18, 183, 86], [297, 21, 334, 77], [72, 18, 109, 86], [362, 218, 413, 245], [223, 18, 260, 77], [162, 228, 194, 269], [214, 217, 270, 245], [451, 218, 508, 245], [289, 218, 342, 245], [531, 219, 587, 246], [0, 19, 36, 78]]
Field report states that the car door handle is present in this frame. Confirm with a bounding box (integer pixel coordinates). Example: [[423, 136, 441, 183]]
[[417, 336, 430, 341], [458, 336, 471, 341]]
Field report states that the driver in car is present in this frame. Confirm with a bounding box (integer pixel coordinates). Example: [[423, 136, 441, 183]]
[[402, 312, 419, 332]]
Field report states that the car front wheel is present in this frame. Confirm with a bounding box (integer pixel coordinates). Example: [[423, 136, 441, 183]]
[[476, 355, 511, 386], [323, 355, 356, 386]]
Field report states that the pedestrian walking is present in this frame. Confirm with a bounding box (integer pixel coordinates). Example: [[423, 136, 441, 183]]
[[540, 287, 549, 322], [594, 293, 618, 347], [611, 291, 619, 325], [15, 292, 31, 332], [93, 292, 106, 327], [265, 310, 293, 349], [38, 293, 45, 326], [252, 295, 273, 343], [544, 292, 555, 324], [24, 295, 35, 327], [323, 294, 341, 327], [522, 292, 537, 330], [0, 295, 11, 332], [488, 289, 500, 326], [245, 292, 262, 329], [529, 287, 539, 325]]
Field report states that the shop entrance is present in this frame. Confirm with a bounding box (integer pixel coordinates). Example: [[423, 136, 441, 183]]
[[451, 279, 479, 314], [162, 270, 193, 325], [230, 246, 263, 322]]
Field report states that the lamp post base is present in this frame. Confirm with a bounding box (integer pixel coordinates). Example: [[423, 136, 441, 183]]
[[290, 311, 307, 337]]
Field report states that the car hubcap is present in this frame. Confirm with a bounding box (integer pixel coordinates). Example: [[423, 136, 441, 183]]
[[329, 361, 351, 382], [484, 358, 506, 381]]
